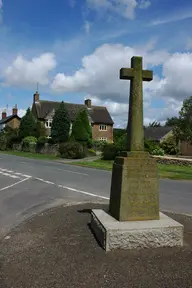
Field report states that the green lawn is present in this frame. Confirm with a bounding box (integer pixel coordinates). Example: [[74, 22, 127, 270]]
[[0, 150, 59, 160], [69, 159, 192, 180]]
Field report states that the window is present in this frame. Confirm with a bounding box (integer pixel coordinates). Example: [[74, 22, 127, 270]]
[[100, 137, 107, 142], [45, 119, 52, 128], [99, 124, 107, 131]]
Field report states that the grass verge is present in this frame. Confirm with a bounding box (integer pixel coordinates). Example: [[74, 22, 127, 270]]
[[69, 159, 192, 180], [0, 150, 59, 160]]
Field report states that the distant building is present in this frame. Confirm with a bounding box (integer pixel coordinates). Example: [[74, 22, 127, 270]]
[[0, 105, 21, 131], [144, 126, 173, 142], [31, 91, 114, 142]]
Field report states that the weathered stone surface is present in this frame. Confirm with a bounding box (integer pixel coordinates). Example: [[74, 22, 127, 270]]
[[120, 56, 153, 151], [109, 151, 159, 221], [91, 209, 184, 251]]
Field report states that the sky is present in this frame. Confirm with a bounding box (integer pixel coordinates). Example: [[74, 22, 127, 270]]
[[1, 0, 192, 127]]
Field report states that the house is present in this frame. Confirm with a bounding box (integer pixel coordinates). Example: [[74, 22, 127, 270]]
[[0, 105, 21, 131], [144, 126, 173, 143], [144, 126, 192, 156], [31, 91, 114, 142]]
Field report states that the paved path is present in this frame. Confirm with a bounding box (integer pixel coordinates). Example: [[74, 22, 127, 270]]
[[0, 153, 191, 238]]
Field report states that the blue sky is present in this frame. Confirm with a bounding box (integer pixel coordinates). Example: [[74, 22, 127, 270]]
[[1, 0, 192, 127]]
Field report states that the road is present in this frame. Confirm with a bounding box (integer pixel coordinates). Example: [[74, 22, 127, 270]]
[[0, 153, 191, 238]]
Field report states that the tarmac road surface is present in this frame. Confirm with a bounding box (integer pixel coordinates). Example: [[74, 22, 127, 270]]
[[0, 153, 191, 238]]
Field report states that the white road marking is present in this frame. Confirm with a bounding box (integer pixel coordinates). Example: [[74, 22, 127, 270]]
[[0, 177, 31, 192], [55, 168, 88, 176], [35, 177, 109, 200], [0, 168, 32, 179]]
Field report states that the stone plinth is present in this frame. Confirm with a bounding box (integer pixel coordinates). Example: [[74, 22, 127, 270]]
[[109, 152, 159, 221], [91, 209, 184, 252]]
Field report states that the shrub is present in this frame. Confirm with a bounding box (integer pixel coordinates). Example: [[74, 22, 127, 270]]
[[160, 135, 179, 155], [37, 136, 48, 145], [92, 140, 107, 151], [0, 134, 7, 150], [144, 139, 160, 154], [23, 136, 37, 144], [59, 142, 86, 159], [102, 143, 117, 160], [151, 147, 165, 156], [6, 134, 21, 149], [88, 149, 96, 156], [22, 136, 37, 152]]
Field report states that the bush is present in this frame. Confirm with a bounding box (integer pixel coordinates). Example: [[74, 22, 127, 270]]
[[37, 136, 48, 145], [6, 134, 21, 149], [23, 136, 37, 144], [160, 135, 179, 155], [144, 139, 160, 154], [151, 147, 165, 156], [22, 136, 37, 152], [102, 143, 117, 160], [0, 134, 7, 150], [92, 140, 107, 151], [88, 149, 96, 156], [59, 142, 86, 159]]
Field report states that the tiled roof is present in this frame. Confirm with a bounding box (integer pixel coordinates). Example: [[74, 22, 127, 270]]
[[144, 126, 173, 141], [0, 115, 14, 125], [33, 100, 114, 125]]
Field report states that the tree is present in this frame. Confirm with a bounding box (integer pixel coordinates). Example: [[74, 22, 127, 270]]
[[34, 120, 46, 138], [148, 121, 161, 127], [51, 101, 70, 143], [71, 112, 89, 144], [19, 108, 36, 139], [165, 117, 179, 127], [79, 108, 92, 139], [173, 96, 192, 143]]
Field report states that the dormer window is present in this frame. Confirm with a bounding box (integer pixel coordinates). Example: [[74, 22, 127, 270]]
[[99, 124, 107, 131], [45, 119, 52, 128]]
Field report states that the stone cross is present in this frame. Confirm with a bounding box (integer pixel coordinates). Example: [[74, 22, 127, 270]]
[[120, 56, 153, 151]]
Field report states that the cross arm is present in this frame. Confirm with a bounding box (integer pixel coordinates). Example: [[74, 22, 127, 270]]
[[142, 70, 153, 81], [120, 68, 134, 80]]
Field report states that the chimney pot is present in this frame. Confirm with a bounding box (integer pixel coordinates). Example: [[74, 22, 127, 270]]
[[2, 109, 6, 119], [33, 91, 40, 103], [12, 104, 18, 116]]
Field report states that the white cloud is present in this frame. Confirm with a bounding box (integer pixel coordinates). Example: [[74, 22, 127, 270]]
[[51, 42, 192, 126], [86, 0, 150, 20], [3, 53, 56, 88], [138, 0, 151, 9], [158, 53, 192, 100], [150, 10, 192, 26]]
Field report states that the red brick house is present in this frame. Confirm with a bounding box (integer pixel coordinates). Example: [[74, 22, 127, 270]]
[[31, 91, 114, 142], [0, 105, 21, 131]]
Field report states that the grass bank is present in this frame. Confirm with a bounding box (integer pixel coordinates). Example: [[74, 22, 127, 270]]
[[69, 159, 192, 180], [0, 150, 59, 160]]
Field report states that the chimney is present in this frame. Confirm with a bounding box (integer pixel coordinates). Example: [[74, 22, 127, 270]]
[[85, 99, 91, 108], [2, 109, 6, 119], [12, 104, 18, 116], [33, 91, 40, 103]]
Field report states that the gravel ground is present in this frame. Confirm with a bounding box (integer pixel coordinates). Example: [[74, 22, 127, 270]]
[[0, 203, 192, 288]]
